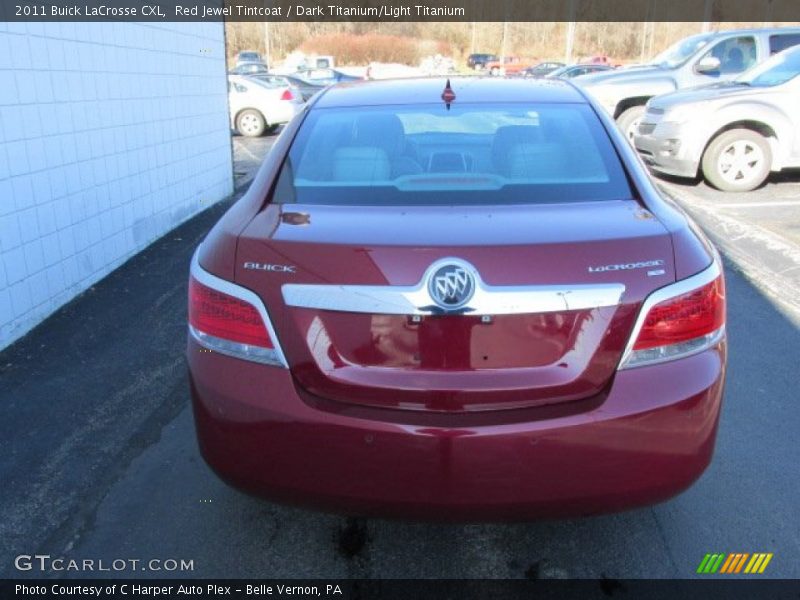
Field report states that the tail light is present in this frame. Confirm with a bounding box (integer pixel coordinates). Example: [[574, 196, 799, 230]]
[[280, 89, 294, 101], [620, 261, 725, 369], [188, 252, 286, 367]]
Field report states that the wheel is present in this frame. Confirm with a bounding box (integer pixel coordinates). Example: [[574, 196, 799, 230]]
[[701, 128, 772, 192], [474, 63, 484, 71], [236, 109, 267, 137], [490, 66, 500, 76], [616, 105, 646, 143]]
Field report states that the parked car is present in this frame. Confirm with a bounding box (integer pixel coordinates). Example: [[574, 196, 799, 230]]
[[635, 45, 800, 192], [242, 72, 323, 103], [298, 55, 335, 70], [230, 62, 269, 76], [188, 77, 727, 520], [580, 54, 612, 65], [545, 64, 614, 79], [276, 74, 325, 102], [467, 53, 498, 70], [521, 61, 566, 78], [578, 27, 800, 140], [235, 51, 265, 67], [227, 75, 302, 137], [485, 56, 531, 76], [294, 67, 362, 85], [248, 71, 349, 102]]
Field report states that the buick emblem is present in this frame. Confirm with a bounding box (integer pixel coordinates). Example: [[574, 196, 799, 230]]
[[428, 263, 476, 310]]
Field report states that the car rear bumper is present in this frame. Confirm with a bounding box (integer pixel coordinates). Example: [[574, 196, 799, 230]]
[[266, 102, 303, 126], [188, 336, 725, 521]]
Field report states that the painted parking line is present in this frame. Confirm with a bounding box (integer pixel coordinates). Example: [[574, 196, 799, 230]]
[[234, 139, 263, 163]]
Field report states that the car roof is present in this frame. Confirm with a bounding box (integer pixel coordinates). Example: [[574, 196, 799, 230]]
[[313, 77, 585, 108], [708, 26, 800, 37]]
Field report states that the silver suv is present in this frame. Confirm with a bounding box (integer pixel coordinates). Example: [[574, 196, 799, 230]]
[[634, 46, 800, 192], [578, 27, 800, 140]]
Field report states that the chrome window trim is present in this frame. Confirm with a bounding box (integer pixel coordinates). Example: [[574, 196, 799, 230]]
[[618, 258, 723, 369], [282, 257, 626, 316], [190, 247, 289, 368]]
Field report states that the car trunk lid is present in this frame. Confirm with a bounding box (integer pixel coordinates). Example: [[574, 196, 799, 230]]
[[235, 200, 674, 412]]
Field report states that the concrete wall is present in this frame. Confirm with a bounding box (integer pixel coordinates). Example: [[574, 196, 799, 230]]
[[0, 22, 233, 349]]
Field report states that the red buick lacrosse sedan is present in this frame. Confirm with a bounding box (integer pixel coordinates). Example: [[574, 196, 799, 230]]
[[187, 77, 726, 520]]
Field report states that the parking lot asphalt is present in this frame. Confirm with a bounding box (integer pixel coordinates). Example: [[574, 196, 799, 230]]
[[232, 133, 275, 189], [659, 173, 800, 324], [2, 134, 799, 579]]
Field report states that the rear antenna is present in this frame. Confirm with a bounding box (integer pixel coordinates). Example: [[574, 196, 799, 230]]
[[441, 78, 456, 110]]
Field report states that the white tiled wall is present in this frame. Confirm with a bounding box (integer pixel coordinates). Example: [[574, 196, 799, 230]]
[[0, 22, 234, 349]]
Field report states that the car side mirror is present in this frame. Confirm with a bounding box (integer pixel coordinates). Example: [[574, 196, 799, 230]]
[[695, 56, 721, 74]]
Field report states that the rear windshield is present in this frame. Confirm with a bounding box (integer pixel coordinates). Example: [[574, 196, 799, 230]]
[[272, 103, 633, 206]]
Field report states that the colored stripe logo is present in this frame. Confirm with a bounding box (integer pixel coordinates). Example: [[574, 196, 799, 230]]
[[697, 553, 773, 574]]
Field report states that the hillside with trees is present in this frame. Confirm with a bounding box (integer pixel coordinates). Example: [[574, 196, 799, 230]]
[[225, 21, 798, 67]]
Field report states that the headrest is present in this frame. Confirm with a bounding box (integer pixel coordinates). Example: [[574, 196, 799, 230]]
[[491, 126, 544, 169], [332, 147, 391, 182], [353, 113, 405, 156]]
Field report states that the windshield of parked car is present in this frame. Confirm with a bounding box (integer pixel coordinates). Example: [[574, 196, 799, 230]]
[[737, 46, 800, 87], [649, 33, 714, 68], [272, 103, 633, 206]]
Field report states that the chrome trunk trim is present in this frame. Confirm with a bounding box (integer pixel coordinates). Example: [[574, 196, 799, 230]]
[[282, 258, 626, 316]]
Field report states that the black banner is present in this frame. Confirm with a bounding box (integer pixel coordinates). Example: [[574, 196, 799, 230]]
[[2, 0, 800, 22], [3, 579, 800, 600]]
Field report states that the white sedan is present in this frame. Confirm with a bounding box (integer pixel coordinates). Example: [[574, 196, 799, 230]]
[[228, 74, 304, 137]]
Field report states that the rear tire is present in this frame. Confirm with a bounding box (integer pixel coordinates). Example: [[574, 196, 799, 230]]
[[490, 66, 500, 76], [701, 128, 772, 192], [616, 105, 646, 143], [236, 109, 267, 137]]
